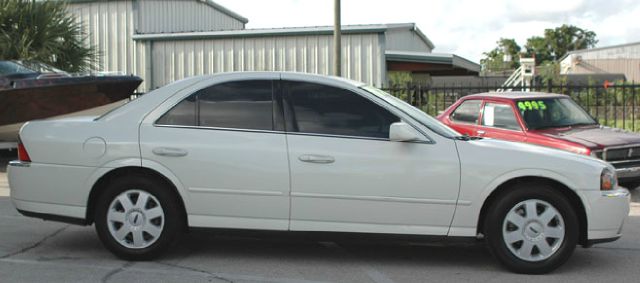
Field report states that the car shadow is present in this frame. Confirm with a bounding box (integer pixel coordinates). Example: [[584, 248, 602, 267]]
[[12, 212, 638, 277]]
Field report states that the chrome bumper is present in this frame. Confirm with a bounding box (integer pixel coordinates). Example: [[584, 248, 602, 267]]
[[616, 166, 640, 180]]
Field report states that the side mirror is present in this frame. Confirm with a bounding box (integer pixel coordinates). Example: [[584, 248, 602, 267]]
[[389, 122, 422, 142]]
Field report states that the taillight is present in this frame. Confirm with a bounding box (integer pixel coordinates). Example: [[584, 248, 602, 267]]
[[18, 141, 31, 162]]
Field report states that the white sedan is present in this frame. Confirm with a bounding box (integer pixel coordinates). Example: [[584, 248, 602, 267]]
[[8, 72, 630, 274]]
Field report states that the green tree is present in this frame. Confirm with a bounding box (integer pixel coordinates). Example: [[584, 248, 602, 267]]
[[480, 38, 521, 72], [0, 0, 97, 72], [482, 25, 598, 72], [524, 36, 552, 63], [524, 24, 597, 64]]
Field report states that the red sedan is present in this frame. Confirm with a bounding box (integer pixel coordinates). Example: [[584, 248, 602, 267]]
[[437, 92, 640, 187]]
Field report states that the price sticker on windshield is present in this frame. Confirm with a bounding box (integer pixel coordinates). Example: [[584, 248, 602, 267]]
[[517, 101, 546, 111]]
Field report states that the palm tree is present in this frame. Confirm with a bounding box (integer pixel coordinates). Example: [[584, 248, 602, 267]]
[[0, 0, 97, 72]]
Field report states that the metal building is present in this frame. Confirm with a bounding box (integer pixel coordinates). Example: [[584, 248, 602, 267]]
[[66, 0, 479, 91], [560, 41, 640, 82]]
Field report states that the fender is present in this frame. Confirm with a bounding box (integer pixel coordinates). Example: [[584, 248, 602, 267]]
[[83, 158, 192, 212], [449, 168, 581, 237], [139, 159, 192, 210], [478, 168, 579, 202]]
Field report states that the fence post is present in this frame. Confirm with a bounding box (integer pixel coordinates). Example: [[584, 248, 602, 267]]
[[587, 83, 591, 117], [623, 83, 626, 130], [425, 85, 431, 115], [405, 82, 412, 104], [596, 85, 600, 123], [633, 81, 636, 132], [547, 79, 553, 93], [604, 84, 608, 126]]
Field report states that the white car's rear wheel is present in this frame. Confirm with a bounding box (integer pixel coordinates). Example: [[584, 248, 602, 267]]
[[485, 184, 578, 274], [107, 190, 165, 249], [95, 175, 182, 260]]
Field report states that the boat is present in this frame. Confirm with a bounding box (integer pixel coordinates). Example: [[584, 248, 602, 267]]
[[0, 60, 142, 142]]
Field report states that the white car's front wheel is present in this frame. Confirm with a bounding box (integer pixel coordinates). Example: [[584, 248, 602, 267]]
[[94, 175, 183, 260], [485, 184, 579, 274]]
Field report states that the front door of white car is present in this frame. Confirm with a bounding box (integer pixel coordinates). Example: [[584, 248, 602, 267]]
[[281, 79, 461, 235], [139, 77, 291, 230]]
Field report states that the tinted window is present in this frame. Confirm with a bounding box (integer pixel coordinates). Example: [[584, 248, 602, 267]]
[[198, 81, 273, 130], [286, 82, 399, 138], [156, 95, 196, 126], [451, 100, 481, 124], [482, 103, 521, 131], [157, 80, 274, 131]]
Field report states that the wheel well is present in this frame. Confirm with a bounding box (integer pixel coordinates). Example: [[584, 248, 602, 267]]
[[476, 176, 588, 246], [86, 166, 187, 228]]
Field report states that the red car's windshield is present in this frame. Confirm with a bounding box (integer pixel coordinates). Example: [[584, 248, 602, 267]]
[[517, 97, 597, 130]]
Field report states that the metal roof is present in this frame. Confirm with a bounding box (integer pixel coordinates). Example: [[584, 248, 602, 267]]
[[64, 0, 249, 24], [198, 0, 248, 24], [464, 92, 567, 100], [385, 50, 480, 73], [559, 41, 640, 61], [131, 23, 434, 49]]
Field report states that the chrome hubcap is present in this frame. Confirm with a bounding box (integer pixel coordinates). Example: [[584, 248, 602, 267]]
[[502, 199, 565, 262], [107, 190, 164, 249]]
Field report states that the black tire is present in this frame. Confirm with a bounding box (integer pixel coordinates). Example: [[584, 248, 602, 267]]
[[94, 174, 183, 260], [484, 184, 579, 274]]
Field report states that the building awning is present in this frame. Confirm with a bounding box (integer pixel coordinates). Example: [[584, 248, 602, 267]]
[[385, 50, 480, 76]]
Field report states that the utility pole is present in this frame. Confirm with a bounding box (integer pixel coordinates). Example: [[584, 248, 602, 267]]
[[333, 0, 341, 77]]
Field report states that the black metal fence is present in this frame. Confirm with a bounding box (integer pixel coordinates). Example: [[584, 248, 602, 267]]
[[382, 82, 640, 132]]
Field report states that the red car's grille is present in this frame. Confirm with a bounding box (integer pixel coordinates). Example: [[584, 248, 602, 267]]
[[603, 146, 640, 162]]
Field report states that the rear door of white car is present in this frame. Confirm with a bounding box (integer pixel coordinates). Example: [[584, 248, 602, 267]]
[[281, 78, 460, 235], [139, 76, 291, 230]]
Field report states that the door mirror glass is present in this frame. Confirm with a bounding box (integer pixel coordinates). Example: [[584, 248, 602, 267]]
[[389, 122, 422, 142]]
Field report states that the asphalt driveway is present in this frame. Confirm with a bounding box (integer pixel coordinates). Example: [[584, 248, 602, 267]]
[[1, 154, 639, 283]]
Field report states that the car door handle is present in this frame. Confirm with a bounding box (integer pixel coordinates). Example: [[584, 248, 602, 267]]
[[298, 154, 335, 164], [477, 130, 486, 135], [152, 147, 188, 157]]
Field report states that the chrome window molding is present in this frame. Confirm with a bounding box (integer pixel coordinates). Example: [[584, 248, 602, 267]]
[[153, 123, 433, 144]]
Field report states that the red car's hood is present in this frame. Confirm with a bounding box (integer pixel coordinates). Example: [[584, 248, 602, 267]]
[[531, 125, 640, 148]]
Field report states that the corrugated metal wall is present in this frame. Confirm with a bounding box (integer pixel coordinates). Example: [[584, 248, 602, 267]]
[[575, 44, 640, 60], [149, 33, 385, 89], [136, 0, 245, 34], [561, 44, 640, 82], [68, 1, 149, 91], [567, 59, 640, 82], [385, 29, 432, 53]]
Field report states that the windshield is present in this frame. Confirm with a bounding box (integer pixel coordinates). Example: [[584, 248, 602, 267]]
[[0, 60, 67, 76], [517, 97, 597, 130], [0, 61, 38, 76], [362, 86, 460, 138]]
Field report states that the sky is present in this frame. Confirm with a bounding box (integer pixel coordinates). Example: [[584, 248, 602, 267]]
[[214, 0, 640, 63]]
